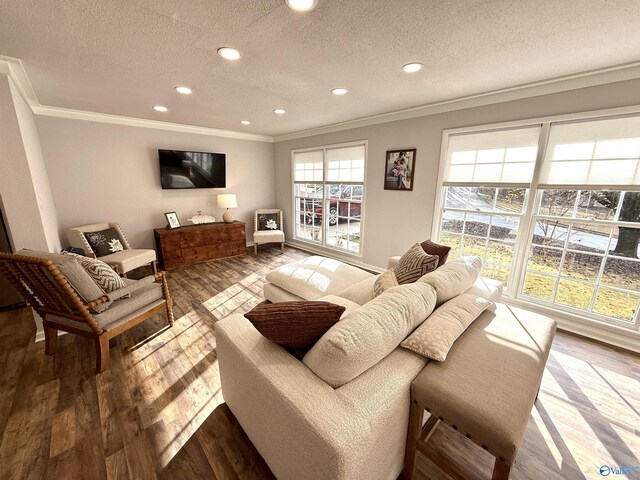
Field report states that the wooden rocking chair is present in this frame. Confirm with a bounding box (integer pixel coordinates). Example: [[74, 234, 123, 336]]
[[0, 251, 174, 373]]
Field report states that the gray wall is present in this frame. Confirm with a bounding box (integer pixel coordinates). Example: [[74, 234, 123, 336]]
[[36, 116, 274, 249], [274, 78, 640, 269]]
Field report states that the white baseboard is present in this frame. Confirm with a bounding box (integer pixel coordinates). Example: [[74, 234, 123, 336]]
[[284, 240, 384, 274]]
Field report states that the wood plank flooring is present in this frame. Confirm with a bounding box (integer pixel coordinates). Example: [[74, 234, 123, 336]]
[[0, 246, 638, 480]]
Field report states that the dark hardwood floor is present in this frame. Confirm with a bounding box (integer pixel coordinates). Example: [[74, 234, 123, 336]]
[[0, 246, 638, 480]]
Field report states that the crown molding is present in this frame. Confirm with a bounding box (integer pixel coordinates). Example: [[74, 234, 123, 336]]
[[0, 56, 273, 143], [273, 60, 640, 142], [32, 105, 274, 142], [4, 55, 640, 144]]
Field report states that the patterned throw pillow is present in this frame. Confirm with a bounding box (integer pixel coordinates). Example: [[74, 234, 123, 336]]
[[420, 239, 451, 267], [394, 243, 439, 284], [244, 301, 345, 350], [373, 269, 399, 297], [257, 213, 279, 231], [401, 294, 491, 361], [62, 252, 129, 300], [84, 228, 124, 257]]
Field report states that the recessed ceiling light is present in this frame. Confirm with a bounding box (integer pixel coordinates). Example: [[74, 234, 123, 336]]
[[241, 120, 251, 125], [217, 47, 241, 60], [285, 0, 318, 12], [274, 108, 286, 115], [401, 62, 424, 73], [331, 88, 348, 95], [153, 105, 168, 112], [174, 86, 192, 94]]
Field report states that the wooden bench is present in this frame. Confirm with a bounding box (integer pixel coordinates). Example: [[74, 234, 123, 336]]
[[402, 304, 556, 480]]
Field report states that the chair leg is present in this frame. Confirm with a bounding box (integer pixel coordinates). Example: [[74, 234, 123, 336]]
[[254, 244, 258, 255], [151, 260, 157, 274], [166, 300, 174, 327], [492, 458, 512, 480], [281, 242, 284, 253], [402, 399, 425, 480], [44, 324, 58, 355], [95, 334, 110, 373]]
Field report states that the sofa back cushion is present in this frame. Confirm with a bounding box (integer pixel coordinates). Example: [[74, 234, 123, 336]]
[[418, 256, 482, 306], [303, 282, 437, 388], [338, 275, 377, 305]]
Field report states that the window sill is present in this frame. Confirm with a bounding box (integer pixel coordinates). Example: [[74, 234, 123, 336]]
[[502, 296, 640, 353]]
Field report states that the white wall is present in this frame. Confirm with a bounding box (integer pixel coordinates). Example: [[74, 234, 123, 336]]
[[0, 74, 58, 252], [35, 116, 275, 249], [274, 78, 640, 269], [9, 78, 61, 252]]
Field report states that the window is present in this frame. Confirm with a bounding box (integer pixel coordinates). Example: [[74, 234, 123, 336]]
[[436, 113, 640, 329], [293, 142, 366, 255], [439, 126, 541, 287]]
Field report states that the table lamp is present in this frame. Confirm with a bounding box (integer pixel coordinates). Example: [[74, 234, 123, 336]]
[[218, 193, 238, 223]]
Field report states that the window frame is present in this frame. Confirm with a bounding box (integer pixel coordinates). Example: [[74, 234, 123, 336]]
[[433, 106, 640, 333], [291, 140, 367, 257]]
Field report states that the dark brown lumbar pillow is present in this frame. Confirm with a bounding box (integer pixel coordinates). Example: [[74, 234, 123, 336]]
[[244, 301, 346, 350], [394, 243, 439, 284], [84, 228, 125, 257], [420, 239, 451, 267]]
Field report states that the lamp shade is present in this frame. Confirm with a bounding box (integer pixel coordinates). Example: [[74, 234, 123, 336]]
[[217, 193, 238, 209]]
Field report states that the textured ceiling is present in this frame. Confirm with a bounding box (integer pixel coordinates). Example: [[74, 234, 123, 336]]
[[1, 0, 640, 136]]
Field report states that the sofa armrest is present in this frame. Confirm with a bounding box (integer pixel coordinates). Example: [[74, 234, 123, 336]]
[[215, 314, 371, 480], [387, 256, 401, 269]]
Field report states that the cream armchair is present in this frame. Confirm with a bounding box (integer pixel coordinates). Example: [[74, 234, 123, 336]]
[[66, 222, 157, 276], [253, 209, 285, 255]]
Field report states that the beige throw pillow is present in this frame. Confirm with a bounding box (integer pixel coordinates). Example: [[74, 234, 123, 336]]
[[401, 293, 491, 361], [62, 252, 129, 300], [373, 269, 399, 297], [418, 256, 482, 305], [394, 243, 439, 284]]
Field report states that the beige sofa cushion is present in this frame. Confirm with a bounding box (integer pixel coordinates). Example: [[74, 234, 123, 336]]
[[418, 256, 482, 305], [338, 275, 378, 305], [265, 256, 372, 301], [401, 293, 491, 361], [317, 295, 361, 318], [303, 283, 437, 388]]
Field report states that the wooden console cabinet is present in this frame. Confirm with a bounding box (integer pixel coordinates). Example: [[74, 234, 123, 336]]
[[154, 221, 246, 270]]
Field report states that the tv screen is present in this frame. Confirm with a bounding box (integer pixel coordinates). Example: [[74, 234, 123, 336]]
[[159, 149, 226, 189]]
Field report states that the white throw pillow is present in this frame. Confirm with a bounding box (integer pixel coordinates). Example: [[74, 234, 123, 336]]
[[418, 256, 482, 305], [303, 282, 437, 388]]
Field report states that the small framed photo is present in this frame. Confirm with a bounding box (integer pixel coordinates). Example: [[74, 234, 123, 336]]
[[164, 212, 181, 229], [384, 149, 416, 191]]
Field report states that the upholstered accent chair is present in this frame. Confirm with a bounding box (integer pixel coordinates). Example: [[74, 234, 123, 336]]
[[0, 250, 174, 373], [253, 209, 285, 255], [66, 222, 156, 276]]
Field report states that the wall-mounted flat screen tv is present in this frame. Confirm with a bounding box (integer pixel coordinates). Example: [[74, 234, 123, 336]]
[[159, 149, 226, 189]]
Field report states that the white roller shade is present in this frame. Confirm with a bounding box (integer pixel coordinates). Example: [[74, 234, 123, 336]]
[[443, 126, 541, 186], [326, 145, 365, 183], [540, 115, 640, 190], [293, 150, 324, 182]]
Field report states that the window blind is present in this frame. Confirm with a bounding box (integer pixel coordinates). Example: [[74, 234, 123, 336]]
[[293, 150, 324, 182], [539, 115, 640, 190], [443, 126, 541, 186], [326, 145, 365, 183]]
